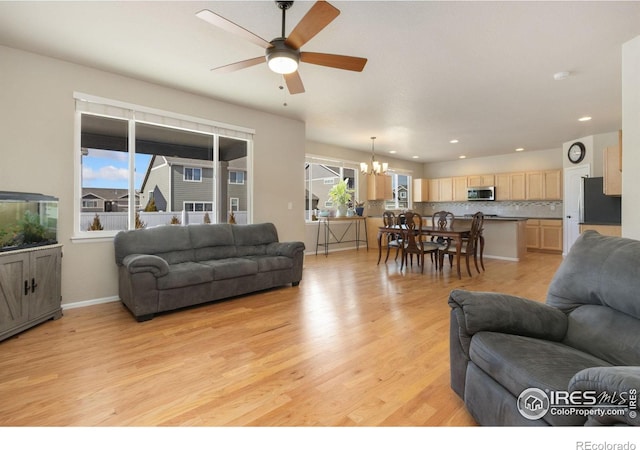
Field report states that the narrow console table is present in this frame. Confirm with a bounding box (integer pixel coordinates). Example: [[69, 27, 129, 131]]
[[315, 216, 369, 256]]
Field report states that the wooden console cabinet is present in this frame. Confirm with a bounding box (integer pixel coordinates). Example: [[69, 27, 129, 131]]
[[0, 244, 62, 341]]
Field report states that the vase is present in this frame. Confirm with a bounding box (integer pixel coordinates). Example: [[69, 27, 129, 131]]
[[336, 204, 347, 217]]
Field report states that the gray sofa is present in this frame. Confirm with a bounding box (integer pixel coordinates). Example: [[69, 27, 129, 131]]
[[449, 230, 640, 426], [114, 223, 305, 322]]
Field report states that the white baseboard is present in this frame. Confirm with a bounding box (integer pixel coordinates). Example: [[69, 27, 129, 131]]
[[62, 295, 120, 310]]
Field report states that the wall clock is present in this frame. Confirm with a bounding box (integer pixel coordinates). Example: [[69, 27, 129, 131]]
[[568, 142, 586, 164]]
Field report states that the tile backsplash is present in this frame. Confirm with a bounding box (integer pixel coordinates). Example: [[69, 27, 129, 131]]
[[367, 200, 563, 219]]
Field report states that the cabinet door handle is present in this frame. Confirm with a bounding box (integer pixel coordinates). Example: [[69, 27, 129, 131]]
[[24, 280, 29, 296], [31, 278, 37, 294]]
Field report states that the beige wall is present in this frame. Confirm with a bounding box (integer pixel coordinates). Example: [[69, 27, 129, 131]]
[[423, 147, 562, 178], [622, 35, 640, 239], [0, 45, 305, 305]]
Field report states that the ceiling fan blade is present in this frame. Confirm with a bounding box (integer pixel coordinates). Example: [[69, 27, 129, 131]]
[[196, 9, 272, 49], [285, 1, 340, 50], [301, 52, 367, 72], [211, 56, 265, 74], [284, 71, 305, 95]]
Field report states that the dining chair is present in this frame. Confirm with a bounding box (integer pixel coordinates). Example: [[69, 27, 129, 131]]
[[439, 211, 484, 277], [379, 210, 403, 264], [400, 211, 441, 273], [429, 211, 455, 264]]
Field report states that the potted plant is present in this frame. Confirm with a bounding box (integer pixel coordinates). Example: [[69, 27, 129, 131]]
[[328, 178, 353, 217], [354, 200, 365, 216]]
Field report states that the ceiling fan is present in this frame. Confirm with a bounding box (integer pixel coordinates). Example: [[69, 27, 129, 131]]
[[196, 0, 367, 95]]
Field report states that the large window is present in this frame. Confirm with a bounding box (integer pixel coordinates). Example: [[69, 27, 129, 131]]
[[385, 172, 412, 210], [75, 93, 254, 236], [305, 157, 358, 221]]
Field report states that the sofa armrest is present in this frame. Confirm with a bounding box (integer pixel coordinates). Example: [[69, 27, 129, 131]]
[[569, 367, 640, 426], [121, 254, 169, 277], [266, 241, 305, 258], [448, 289, 568, 340]]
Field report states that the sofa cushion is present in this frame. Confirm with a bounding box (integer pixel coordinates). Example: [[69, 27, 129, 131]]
[[201, 258, 258, 281], [156, 262, 214, 290], [243, 255, 293, 272], [470, 331, 611, 401], [563, 305, 640, 366], [547, 231, 640, 320], [232, 223, 279, 246], [189, 224, 238, 261], [114, 225, 194, 265]]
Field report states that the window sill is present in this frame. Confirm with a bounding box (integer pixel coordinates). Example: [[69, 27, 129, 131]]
[[71, 232, 117, 244]]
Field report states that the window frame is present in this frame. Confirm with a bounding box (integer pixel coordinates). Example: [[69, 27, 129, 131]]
[[183, 167, 202, 182], [72, 92, 255, 241], [304, 155, 360, 222], [228, 171, 245, 185]]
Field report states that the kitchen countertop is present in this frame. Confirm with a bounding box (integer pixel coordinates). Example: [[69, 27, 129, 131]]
[[367, 215, 562, 221]]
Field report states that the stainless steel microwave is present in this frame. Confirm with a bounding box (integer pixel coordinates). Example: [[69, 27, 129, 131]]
[[467, 186, 495, 201]]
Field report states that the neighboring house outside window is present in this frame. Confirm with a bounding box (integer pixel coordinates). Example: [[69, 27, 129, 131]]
[[229, 171, 245, 184], [184, 201, 213, 212], [304, 157, 358, 221], [385, 173, 411, 210], [230, 197, 239, 212], [184, 167, 202, 182]]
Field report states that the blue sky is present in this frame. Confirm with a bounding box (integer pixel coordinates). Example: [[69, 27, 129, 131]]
[[82, 149, 151, 190]]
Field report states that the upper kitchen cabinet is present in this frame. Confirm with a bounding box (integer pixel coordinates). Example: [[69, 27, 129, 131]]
[[428, 177, 453, 202], [525, 170, 562, 200], [413, 178, 429, 202], [467, 174, 495, 187], [509, 172, 527, 200], [453, 176, 468, 201], [603, 133, 622, 196], [367, 175, 393, 201]]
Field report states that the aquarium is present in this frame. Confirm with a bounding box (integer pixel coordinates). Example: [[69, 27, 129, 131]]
[[0, 191, 58, 252]]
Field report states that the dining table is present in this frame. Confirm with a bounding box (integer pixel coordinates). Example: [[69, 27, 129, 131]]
[[377, 223, 472, 279]]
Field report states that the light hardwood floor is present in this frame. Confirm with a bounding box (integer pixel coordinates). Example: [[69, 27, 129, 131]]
[[0, 248, 563, 426]]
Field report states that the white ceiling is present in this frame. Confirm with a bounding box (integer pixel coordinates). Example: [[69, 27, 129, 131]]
[[1, 1, 639, 163]]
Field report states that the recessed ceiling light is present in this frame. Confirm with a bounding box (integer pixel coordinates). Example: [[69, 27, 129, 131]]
[[578, 116, 592, 122], [450, 139, 459, 144], [389, 150, 397, 154], [412, 155, 419, 159], [515, 148, 524, 152], [459, 155, 466, 159], [553, 71, 570, 81]]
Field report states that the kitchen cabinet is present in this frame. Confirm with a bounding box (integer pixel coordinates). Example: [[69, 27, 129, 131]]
[[508, 172, 526, 200], [412, 178, 429, 202], [604, 145, 621, 196], [495, 173, 511, 201], [0, 245, 62, 341], [526, 170, 562, 200], [427, 177, 453, 202], [453, 176, 468, 201], [526, 219, 562, 253], [467, 174, 495, 187], [579, 224, 621, 237], [367, 175, 393, 200]]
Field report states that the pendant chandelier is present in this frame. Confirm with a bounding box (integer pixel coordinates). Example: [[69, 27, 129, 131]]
[[360, 137, 388, 175]]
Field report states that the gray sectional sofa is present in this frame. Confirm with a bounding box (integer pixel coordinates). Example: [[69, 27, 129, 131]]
[[114, 223, 305, 321], [449, 230, 640, 426]]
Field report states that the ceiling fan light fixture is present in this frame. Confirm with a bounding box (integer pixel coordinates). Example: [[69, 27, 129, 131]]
[[266, 38, 300, 74]]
